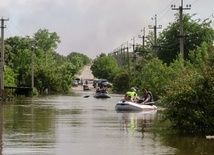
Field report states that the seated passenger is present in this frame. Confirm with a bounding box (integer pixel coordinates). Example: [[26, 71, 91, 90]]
[[124, 87, 137, 102], [103, 86, 108, 94], [96, 87, 101, 93], [99, 86, 105, 93], [137, 89, 153, 104]]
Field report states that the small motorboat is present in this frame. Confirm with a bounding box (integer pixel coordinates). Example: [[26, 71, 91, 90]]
[[115, 100, 157, 111], [93, 93, 111, 98]]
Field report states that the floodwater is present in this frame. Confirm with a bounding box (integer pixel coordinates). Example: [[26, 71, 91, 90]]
[[0, 91, 214, 155]]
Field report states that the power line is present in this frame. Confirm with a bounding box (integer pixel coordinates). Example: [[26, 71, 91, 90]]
[[156, 0, 180, 23], [190, 0, 201, 5], [157, 0, 180, 15], [8, 19, 27, 36]]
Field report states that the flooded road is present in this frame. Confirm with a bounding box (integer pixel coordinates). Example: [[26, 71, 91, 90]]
[[0, 91, 213, 155]]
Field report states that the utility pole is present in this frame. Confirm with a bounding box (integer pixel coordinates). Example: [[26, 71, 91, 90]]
[[0, 18, 9, 92], [126, 41, 130, 71], [31, 40, 41, 89], [120, 44, 123, 67], [123, 43, 126, 69], [131, 37, 135, 53], [149, 14, 162, 58], [138, 27, 147, 56], [116, 47, 119, 64], [131, 37, 136, 78], [121, 43, 126, 69], [31, 46, 35, 88], [171, 0, 191, 59]]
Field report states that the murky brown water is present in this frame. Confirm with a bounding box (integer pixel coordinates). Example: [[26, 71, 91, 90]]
[[0, 91, 213, 155]]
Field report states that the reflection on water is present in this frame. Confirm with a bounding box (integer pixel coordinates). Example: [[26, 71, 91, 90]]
[[117, 110, 157, 135], [0, 94, 213, 155]]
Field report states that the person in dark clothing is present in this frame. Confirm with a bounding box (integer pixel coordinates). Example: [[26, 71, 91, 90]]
[[96, 87, 101, 93], [137, 89, 153, 104]]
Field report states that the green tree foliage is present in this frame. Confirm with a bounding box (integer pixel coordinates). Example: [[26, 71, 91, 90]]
[[5, 36, 32, 86], [34, 29, 60, 51], [33, 29, 61, 67], [66, 52, 91, 84], [112, 71, 131, 93], [158, 13, 214, 65], [131, 58, 173, 99], [67, 52, 91, 69], [4, 29, 90, 94], [4, 67, 17, 86], [90, 55, 118, 80], [162, 43, 214, 135], [97, 53, 107, 58]]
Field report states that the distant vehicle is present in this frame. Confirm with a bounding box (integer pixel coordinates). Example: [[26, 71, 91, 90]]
[[72, 80, 78, 87], [75, 77, 82, 85], [83, 85, 90, 91], [93, 79, 112, 88]]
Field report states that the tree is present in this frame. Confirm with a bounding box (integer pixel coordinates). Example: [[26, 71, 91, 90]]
[[4, 29, 90, 94], [97, 53, 106, 58], [162, 43, 214, 135], [5, 36, 32, 87], [112, 70, 131, 93], [90, 55, 118, 80], [67, 52, 91, 68], [130, 58, 173, 99], [158, 13, 214, 65], [33, 29, 61, 66], [4, 67, 17, 87]]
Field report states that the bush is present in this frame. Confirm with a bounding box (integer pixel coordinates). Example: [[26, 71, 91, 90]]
[[112, 71, 131, 93], [162, 43, 214, 135]]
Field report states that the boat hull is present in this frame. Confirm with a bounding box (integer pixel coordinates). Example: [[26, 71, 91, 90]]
[[94, 93, 111, 98], [115, 100, 157, 111]]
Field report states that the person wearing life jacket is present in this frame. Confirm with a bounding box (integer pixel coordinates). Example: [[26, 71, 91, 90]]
[[124, 87, 137, 102], [138, 88, 153, 104]]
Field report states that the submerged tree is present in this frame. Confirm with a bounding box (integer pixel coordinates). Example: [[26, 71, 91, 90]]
[[163, 43, 214, 135]]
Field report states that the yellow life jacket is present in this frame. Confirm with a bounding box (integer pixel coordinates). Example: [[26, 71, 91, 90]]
[[126, 91, 136, 99]]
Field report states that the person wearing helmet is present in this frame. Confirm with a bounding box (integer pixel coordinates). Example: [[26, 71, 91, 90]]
[[124, 87, 137, 102]]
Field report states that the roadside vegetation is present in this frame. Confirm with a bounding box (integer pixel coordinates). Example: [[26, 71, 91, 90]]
[[90, 14, 214, 135], [4, 29, 91, 95]]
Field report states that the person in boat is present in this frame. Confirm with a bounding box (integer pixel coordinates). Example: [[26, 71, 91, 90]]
[[137, 88, 153, 104], [96, 87, 101, 93], [100, 86, 108, 94], [103, 85, 108, 94], [124, 87, 137, 102]]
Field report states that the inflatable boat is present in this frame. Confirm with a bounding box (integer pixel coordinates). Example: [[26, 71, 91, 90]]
[[115, 100, 157, 111], [93, 93, 111, 98]]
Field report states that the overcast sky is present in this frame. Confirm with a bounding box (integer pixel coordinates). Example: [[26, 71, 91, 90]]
[[1, 0, 214, 59]]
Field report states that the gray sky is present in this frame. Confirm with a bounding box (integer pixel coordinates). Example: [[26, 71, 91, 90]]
[[1, 0, 214, 59]]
